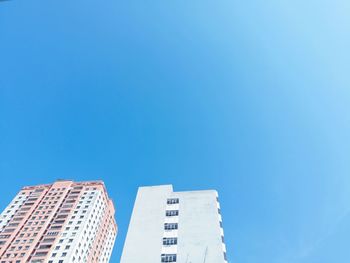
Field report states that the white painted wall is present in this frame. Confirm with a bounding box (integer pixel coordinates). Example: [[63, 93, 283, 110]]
[[174, 190, 227, 263], [120, 185, 173, 263]]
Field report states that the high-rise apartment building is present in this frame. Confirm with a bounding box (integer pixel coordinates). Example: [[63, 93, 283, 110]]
[[120, 185, 227, 263], [0, 180, 117, 263]]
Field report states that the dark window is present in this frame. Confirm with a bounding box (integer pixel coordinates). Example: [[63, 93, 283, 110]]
[[163, 237, 177, 246], [161, 254, 177, 262], [164, 223, 178, 230], [165, 210, 179, 217], [167, 198, 179, 205]]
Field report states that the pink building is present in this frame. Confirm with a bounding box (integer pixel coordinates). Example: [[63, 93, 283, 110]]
[[0, 180, 117, 263]]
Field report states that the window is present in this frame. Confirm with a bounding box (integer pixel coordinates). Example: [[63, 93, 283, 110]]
[[164, 223, 178, 230], [167, 198, 179, 205], [161, 254, 177, 262], [42, 238, 55, 244], [163, 237, 177, 246], [165, 210, 179, 217], [38, 244, 51, 249]]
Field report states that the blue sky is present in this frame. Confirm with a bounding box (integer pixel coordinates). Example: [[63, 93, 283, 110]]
[[1, 0, 350, 262]]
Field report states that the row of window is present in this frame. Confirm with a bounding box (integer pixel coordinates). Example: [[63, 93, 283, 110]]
[[162, 198, 179, 262], [0, 188, 112, 262], [45, 191, 107, 262], [2, 189, 84, 259]]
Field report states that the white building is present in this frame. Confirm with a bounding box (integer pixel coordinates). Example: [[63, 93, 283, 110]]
[[120, 185, 228, 263]]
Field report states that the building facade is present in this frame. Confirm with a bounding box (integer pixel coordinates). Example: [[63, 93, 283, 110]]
[[120, 185, 227, 263], [0, 180, 117, 263]]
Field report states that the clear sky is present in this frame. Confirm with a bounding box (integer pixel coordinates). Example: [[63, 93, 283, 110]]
[[1, 0, 350, 262]]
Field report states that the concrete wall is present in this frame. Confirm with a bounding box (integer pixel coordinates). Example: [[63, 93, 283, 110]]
[[174, 190, 226, 263], [120, 185, 173, 263]]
